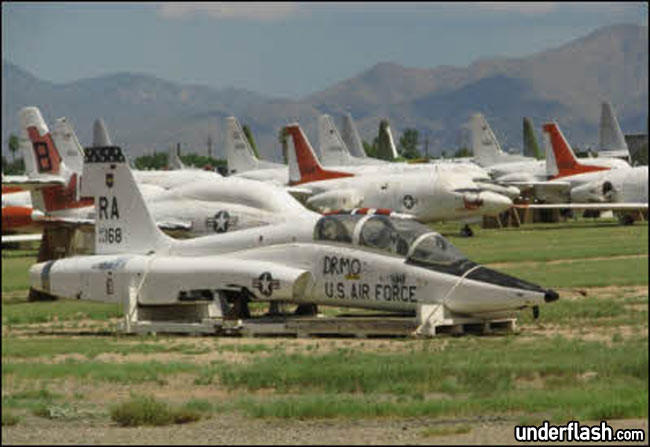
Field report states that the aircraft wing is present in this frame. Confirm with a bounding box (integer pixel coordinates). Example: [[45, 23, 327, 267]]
[[514, 203, 648, 211], [137, 257, 314, 305], [508, 181, 571, 203], [1, 233, 43, 244], [2, 175, 66, 190]]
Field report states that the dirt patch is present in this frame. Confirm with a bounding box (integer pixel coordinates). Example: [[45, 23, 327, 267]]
[[2, 413, 647, 445]]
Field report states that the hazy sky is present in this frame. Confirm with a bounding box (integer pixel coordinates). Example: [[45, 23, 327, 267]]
[[2, 2, 647, 98]]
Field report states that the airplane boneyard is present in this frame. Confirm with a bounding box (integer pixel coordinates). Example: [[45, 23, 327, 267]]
[[28, 146, 559, 334]]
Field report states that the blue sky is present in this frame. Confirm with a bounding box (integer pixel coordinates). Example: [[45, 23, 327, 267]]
[[2, 2, 647, 98]]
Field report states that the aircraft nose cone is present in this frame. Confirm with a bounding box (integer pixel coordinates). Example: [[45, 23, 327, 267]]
[[544, 289, 559, 303], [480, 191, 512, 215]]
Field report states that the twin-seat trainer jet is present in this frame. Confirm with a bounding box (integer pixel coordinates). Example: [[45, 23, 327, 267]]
[[29, 144, 559, 324], [2, 107, 318, 244]]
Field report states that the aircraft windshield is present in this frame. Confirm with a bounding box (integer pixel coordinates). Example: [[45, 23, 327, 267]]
[[314, 215, 361, 243], [408, 234, 467, 266]]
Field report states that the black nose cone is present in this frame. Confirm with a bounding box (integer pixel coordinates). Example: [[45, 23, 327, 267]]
[[544, 289, 559, 303]]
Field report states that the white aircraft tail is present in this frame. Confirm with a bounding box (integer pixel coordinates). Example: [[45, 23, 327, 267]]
[[169, 143, 186, 170], [341, 112, 367, 159], [469, 113, 504, 166], [376, 120, 398, 161], [598, 102, 630, 159], [92, 118, 113, 147], [81, 146, 172, 255], [225, 116, 259, 174], [317, 114, 354, 166]]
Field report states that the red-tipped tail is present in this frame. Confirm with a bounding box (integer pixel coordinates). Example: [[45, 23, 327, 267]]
[[543, 122, 609, 179], [285, 124, 354, 185]]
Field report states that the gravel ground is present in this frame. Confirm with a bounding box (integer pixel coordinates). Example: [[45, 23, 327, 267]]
[[2, 413, 647, 445]]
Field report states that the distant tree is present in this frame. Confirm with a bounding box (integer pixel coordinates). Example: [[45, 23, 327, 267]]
[[242, 124, 260, 159], [636, 141, 648, 166], [363, 137, 379, 158], [8, 134, 19, 162], [278, 127, 289, 164], [180, 153, 226, 170], [2, 156, 25, 175], [134, 152, 169, 170], [398, 128, 421, 160], [453, 147, 472, 158]]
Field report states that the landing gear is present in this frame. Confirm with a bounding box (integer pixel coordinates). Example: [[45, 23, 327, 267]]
[[222, 290, 251, 319], [460, 224, 474, 238], [294, 303, 319, 316], [532, 305, 540, 320], [619, 214, 635, 226]]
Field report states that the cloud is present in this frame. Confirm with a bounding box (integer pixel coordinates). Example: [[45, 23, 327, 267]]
[[158, 2, 301, 21], [474, 2, 558, 15]]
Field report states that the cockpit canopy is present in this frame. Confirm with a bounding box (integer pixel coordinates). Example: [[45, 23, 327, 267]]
[[314, 214, 467, 266]]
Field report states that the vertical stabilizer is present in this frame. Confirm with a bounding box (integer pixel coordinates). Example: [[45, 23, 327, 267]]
[[469, 113, 504, 166], [225, 116, 259, 174], [523, 117, 542, 160], [317, 114, 353, 166], [20, 107, 90, 212], [341, 112, 367, 158], [81, 146, 171, 255], [93, 118, 113, 147], [169, 143, 186, 170], [376, 120, 398, 161], [543, 122, 610, 179], [598, 102, 630, 160], [285, 124, 354, 186]]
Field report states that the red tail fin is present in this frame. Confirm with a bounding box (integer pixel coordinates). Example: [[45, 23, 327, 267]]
[[543, 123, 609, 179], [22, 107, 91, 212], [285, 124, 354, 186]]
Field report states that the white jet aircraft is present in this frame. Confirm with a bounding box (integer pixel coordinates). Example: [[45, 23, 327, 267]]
[[469, 113, 629, 183], [4, 107, 318, 242], [285, 123, 513, 230], [514, 122, 648, 223], [28, 144, 559, 324]]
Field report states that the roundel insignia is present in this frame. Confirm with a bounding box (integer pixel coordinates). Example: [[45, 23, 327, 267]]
[[403, 194, 415, 210], [212, 210, 230, 233], [106, 173, 114, 188], [252, 272, 280, 297]]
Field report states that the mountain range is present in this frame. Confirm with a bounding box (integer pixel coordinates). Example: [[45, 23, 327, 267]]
[[2, 23, 647, 161]]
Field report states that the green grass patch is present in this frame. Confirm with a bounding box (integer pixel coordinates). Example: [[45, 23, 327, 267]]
[[218, 337, 647, 395], [2, 411, 20, 426], [2, 336, 205, 359], [2, 299, 122, 325], [497, 257, 648, 288], [1, 254, 35, 293], [446, 221, 648, 264], [518, 295, 648, 326], [110, 395, 201, 426], [2, 359, 197, 384]]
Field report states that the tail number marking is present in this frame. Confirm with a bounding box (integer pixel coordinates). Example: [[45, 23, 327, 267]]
[[98, 227, 123, 244]]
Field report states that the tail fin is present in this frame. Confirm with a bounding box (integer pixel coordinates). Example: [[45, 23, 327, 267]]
[[341, 112, 367, 159], [20, 107, 62, 176], [20, 107, 90, 212], [317, 114, 353, 166], [92, 118, 113, 147], [285, 123, 354, 186], [523, 117, 542, 160], [542, 122, 610, 179], [376, 120, 398, 161], [81, 146, 171, 254], [225, 116, 259, 174], [469, 113, 503, 166], [598, 102, 630, 159], [169, 143, 186, 170]]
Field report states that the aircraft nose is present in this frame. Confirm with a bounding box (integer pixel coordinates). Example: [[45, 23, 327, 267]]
[[478, 191, 512, 215], [544, 289, 559, 302]]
